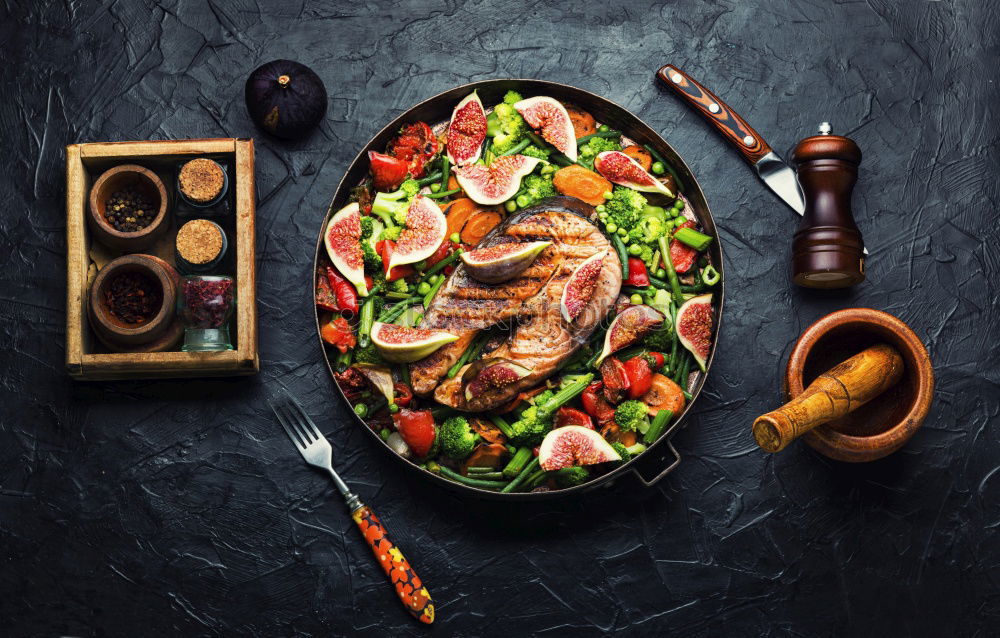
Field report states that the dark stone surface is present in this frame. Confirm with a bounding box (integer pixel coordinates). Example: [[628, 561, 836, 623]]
[[1, 1, 997, 635]]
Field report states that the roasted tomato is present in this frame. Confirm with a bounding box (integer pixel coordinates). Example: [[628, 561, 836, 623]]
[[623, 356, 653, 399], [393, 409, 436, 458], [554, 406, 593, 430], [389, 121, 439, 178], [424, 240, 452, 269], [598, 357, 630, 403], [624, 258, 649, 286], [669, 220, 699, 274], [581, 381, 616, 424], [368, 150, 409, 191], [392, 382, 413, 408], [320, 316, 356, 353], [315, 264, 338, 312]]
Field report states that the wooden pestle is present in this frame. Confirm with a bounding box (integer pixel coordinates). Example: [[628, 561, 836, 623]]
[[753, 344, 904, 453]]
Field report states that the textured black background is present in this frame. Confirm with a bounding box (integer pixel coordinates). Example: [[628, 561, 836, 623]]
[[2, 1, 998, 636]]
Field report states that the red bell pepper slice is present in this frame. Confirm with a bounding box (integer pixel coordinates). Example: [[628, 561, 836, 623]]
[[320, 316, 356, 353], [669, 221, 698, 274], [368, 150, 409, 192], [393, 409, 436, 458], [424, 240, 452, 269], [326, 266, 359, 316], [625, 258, 649, 286], [392, 382, 413, 408], [554, 406, 594, 430], [581, 381, 616, 424], [623, 356, 653, 399]]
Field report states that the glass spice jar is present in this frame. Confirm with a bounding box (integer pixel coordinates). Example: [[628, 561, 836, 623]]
[[175, 158, 230, 217], [177, 275, 235, 351], [175, 219, 228, 274]]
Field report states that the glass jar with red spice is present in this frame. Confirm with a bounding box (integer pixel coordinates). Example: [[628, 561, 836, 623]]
[[177, 275, 235, 351]]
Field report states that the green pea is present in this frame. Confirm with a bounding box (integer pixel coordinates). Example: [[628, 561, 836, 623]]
[[655, 268, 666, 278], [616, 227, 629, 238], [596, 204, 606, 213], [430, 183, 441, 193], [505, 200, 517, 213], [603, 191, 613, 200], [598, 124, 611, 133], [651, 161, 665, 175], [430, 274, 442, 284], [630, 294, 644, 305], [379, 428, 391, 441], [605, 222, 618, 234], [675, 217, 687, 227], [417, 282, 431, 295], [450, 232, 461, 243], [628, 243, 642, 255], [674, 199, 686, 211], [598, 212, 608, 221], [389, 403, 400, 414], [354, 403, 369, 418], [516, 195, 531, 208]]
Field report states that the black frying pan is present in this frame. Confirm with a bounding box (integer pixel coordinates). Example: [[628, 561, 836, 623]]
[[313, 79, 724, 500]]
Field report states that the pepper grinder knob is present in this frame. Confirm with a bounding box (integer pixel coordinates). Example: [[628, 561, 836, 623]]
[[790, 124, 866, 288]]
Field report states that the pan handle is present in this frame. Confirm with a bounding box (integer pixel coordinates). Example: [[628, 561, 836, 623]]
[[631, 439, 681, 488]]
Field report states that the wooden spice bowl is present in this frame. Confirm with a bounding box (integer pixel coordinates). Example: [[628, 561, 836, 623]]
[[87, 254, 179, 348], [88, 164, 169, 251], [785, 308, 934, 462]]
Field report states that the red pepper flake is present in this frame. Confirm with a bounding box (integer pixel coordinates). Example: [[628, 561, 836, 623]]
[[104, 271, 162, 324], [180, 277, 234, 328]]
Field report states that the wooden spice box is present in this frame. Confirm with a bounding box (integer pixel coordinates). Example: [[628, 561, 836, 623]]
[[65, 138, 258, 380]]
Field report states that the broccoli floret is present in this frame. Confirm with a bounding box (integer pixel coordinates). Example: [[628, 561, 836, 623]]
[[644, 325, 674, 353], [577, 136, 621, 170], [353, 341, 385, 365], [508, 374, 594, 446], [637, 244, 654, 265], [521, 144, 551, 160], [390, 278, 410, 294], [611, 441, 631, 464], [371, 179, 420, 225], [519, 174, 556, 208], [503, 90, 523, 105], [490, 103, 528, 154], [379, 226, 403, 242], [359, 217, 384, 269], [631, 216, 668, 245], [614, 400, 650, 433], [604, 186, 648, 230], [439, 416, 479, 460], [552, 466, 590, 488]]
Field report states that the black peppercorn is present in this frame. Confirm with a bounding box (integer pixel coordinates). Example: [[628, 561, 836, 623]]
[[104, 183, 157, 232]]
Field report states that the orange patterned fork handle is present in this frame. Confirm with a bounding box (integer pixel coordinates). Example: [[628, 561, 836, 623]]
[[351, 505, 435, 624]]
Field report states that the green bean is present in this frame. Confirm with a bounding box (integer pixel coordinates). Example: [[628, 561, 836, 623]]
[[335, 349, 353, 372], [378, 297, 422, 323], [419, 248, 463, 283], [423, 275, 446, 308], [425, 188, 461, 199], [575, 130, 622, 145], [440, 156, 450, 192], [657, 236, 684, 305], [467, 466, 497, 474], [438, 465, 508, 489], [611, 234, 630, 280], [500, 138, 532, 156], [385, 290, 411, 299], [500, 457, 541, 493], [523, 468, 549, 490], [550, 153, 574, 167], [416, 171, 443, 187], [357, 296, 376, 348]]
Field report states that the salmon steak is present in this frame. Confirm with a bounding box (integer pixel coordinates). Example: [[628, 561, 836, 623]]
[[410, 197, 622, 411]]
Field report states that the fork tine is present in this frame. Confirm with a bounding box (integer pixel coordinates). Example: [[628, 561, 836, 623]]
[[286, 394, 324, 443], [269, 397, 308, 450], [276, 401, 315, 446]]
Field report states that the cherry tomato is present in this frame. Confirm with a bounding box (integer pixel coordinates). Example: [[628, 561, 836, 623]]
[[623, 356, 653, 399], [646, 351, 665, 369], [624, 258, 649, 286], [598, 357, 630, 404], [393, 409, 437, 458], [669, 220, 698, 274], [368, 150, 409, 191], [320, 316, 356, 353], [392, 382, 413, 408], [581, 381, 616, 424], [554, 406, 593, 430]]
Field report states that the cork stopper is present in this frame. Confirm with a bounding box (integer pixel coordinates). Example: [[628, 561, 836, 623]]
[[178, 159, 225, 203], [176, 219, 224, 265]]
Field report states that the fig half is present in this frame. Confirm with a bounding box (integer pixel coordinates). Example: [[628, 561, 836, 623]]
[[323, 202, 367, 295], [538, 425, 621, 471], [460, 240, 551, 283], [594, 150, 675, 198], [514, 96, 578, 162], [455, 155, 542, 206], [675, 293, 713, 372], [595, 304, 664, 365]]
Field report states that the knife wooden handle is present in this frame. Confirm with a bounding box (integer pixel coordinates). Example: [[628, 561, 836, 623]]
[[656, 64, 772, 165], [352, 505, 435, 624]]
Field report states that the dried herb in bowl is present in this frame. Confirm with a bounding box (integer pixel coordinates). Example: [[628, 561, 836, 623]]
[[104, 271, 162, 324]]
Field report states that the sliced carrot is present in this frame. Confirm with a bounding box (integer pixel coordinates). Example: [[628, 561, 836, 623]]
[[623, 145, 653, 172], [444, 198, 478, 238], [448, 175, 461, 192], [619, 430, 638, 447], [641, 373, 685, 417], [461, 210, 503, 245], [565, 103, 597, 138], [463, 442, 508, 470], [553, 164, 613, 206]]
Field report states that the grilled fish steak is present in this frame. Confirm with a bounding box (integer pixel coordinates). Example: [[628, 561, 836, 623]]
[[409, 197, 622, 411]]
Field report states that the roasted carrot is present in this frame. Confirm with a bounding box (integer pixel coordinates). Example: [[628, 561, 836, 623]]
[[448, 175, 461, 192], [619, 430, 638, 447], [463, 442, 509, 470], [641, 373, 686, 417], [565, 103, 597, 138], [623, 145, 653, 172], [460, 210, 503, 245], [552, 164, 613, 206], [444, 198, 478, 238]]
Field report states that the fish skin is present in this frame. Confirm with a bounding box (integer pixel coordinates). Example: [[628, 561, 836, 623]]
[[408, 197, 621, 410]]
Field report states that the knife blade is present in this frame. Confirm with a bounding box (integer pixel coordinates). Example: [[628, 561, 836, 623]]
[[655, 64, 866, 253]]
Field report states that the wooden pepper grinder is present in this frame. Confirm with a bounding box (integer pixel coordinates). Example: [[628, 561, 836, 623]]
[[790, 123, 866, 288]]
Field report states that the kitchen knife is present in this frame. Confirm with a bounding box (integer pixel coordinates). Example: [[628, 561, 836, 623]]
[[656, 64, 866, 254]]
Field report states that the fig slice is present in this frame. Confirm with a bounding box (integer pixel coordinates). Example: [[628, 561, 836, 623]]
[[513, 96, 578, 162], [386, 195, 448, 272], [446, 91, 488, 167], [460, 240, 551, 283], [454, 155, 542, 206], [324, 202, 368, 295], [538, 425, 621, 471], [675, 293, 713, 372], [463, 358, 532, 402], [561, 250, 606, 323], [353, 363, 395, 404], [595, 304, 665, 365], [371, 321, 459, 363], [594, 150, 675, 198]]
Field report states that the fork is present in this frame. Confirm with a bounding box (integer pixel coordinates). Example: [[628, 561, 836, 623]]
[[269, 391, 435, 624]]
